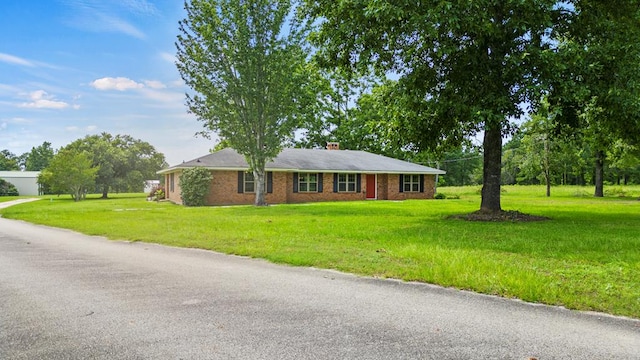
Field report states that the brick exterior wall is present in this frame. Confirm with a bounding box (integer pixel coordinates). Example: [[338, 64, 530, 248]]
[[285, 173, 366, 203], [377, 174, 388, 200], [164, 170, 437, 205], [387, 174, 436, 200], [165, 170, 183, 204], [205, 170, 288, 205]]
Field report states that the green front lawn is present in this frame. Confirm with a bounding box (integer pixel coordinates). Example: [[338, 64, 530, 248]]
[[2, 186, 639, 318], [0, 196, 25, 203]]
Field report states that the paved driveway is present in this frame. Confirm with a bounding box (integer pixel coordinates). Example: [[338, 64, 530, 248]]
[[0, 209, 638, 359]]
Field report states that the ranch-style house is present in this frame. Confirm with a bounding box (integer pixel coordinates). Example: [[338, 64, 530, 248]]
[[158, 144, 445, 206]]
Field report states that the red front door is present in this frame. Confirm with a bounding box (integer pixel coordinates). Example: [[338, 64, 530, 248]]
[[366, 174, 376, 199]]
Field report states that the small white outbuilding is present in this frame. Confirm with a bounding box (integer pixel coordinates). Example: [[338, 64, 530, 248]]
[[144, 179, 160, 194], [0, 171, 41, 196]]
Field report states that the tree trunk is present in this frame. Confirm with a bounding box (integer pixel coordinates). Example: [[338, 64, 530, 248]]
[[546, 181, 551, 197], [72, 187, 81, 202], [544, 137, 551, 197], [101, 187, 108, 199], [480, 125, 502, 212], [594, 150, 605, 197], [579, 171, 584, 186], [253, 168, 267, 206]]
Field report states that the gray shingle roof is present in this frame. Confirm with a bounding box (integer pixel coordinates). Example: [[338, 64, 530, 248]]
[[158, 148, 445, 175]]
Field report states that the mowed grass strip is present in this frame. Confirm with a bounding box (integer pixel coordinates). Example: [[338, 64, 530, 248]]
[[2, 185, 639, 318], [0, 196, 25, 203]]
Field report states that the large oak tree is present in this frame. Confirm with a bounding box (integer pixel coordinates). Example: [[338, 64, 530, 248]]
[[304, 0, 561, 213], [65, 133, 167, 198], [176, 0, 318, 206]]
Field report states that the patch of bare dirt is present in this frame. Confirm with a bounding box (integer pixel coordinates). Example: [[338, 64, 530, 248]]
[[449, 210, 550, 222]]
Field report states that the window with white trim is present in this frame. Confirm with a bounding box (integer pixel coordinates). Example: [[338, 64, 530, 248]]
[[244, 172, 255, 193], [403, 174, 421, 192], [242, 172, 266, 193], [298, 173, 318, 192], [337, 173, 357, 192]]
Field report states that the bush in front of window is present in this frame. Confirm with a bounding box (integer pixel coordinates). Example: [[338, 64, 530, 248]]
[[179, 167, 213, 206], [148, 186, 165, 201]]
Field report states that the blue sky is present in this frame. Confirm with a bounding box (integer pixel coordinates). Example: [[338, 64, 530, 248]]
[[0, 0, 215, 165]]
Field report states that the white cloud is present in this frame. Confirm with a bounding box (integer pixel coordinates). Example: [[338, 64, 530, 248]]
[[144, 80, 167, 89], [90, 77, 182, 107], [91, 77, 144, 91], [160, 52, 176, 63], [0, 122, 6, 130], [99, 14, 146, 39], [122, 0, 159, 16], [0, 128, 44, 153], [170, 79, 185, 88], [0, 53, 35, 67], [7, 117, 30, 124], [139, 88, 184, 105], [19, 90, 70, 109], [0, 53, 60, 70], [62, 0, 154, 39], [63, 124, 98, 133], [0, 84, 21, 95]]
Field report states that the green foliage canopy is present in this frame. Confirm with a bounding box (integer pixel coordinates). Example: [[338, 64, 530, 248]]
[[24, 141, 55, 171], [548, 1, 640, 196], [39, 149, 99, 201], [0, 150, 20, 171], [176, 0, 319, 206], [550, 0, 640, 145], [298, 78, 414, 160], [65, 133, 167, 197], [303, 0, 561, 212]]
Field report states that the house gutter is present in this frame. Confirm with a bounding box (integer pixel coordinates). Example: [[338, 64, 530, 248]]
[[158, 167, 446, 175]]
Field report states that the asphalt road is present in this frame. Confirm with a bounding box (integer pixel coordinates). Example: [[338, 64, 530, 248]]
[[1, 207, 639, 359]]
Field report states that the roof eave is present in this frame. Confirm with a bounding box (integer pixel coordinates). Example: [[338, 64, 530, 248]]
[[158, 166, 445, 175], [157, 166, 248, 175]]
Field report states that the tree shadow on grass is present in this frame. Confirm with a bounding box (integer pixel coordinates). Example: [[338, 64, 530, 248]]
[[448, 210, 550, 222], [84, 193, 147, 200]]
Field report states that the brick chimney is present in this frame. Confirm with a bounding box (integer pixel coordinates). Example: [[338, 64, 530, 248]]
[[326, 142, 340, 150]]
